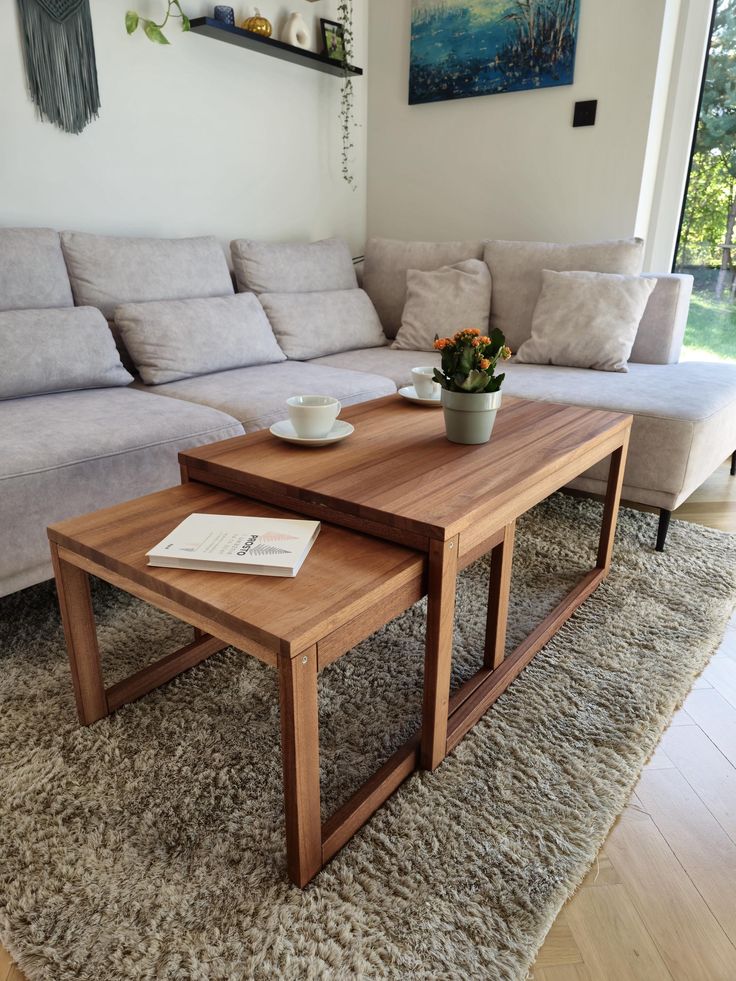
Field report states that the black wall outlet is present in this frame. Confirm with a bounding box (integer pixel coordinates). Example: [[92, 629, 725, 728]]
[[573, 100, 598, 127]]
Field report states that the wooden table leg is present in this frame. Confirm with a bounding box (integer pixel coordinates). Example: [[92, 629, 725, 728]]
[[50, 543, 108, 726], [421, 534, 459, 772], [484, 520, 516, 671], [278, 644, 322, 887], [597, 430, 630, 572]]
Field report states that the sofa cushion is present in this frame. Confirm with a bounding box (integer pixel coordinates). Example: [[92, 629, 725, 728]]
[[0, 388, 243, 596], [363, 238, 486, 338], [311, 347, 441, 389], [515, 270, 656, 372], [0, 307, 133, 399], [0, 228, 73, 311], [140, 361, 396, 432], [484, 238, 645, 352], [259, 290, 387, 360], [60, 232, 234, 318], [231, 238, 357, 294], [631, 274, 692, 365], [502, 360, 736, 509], [114, 294, 286, 385], [392, 260, 492, 352]]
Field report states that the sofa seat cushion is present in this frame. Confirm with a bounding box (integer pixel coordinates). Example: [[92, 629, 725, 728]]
[[139, 361, 397, 432], [311, 348, 441, 389], [0, 228, 74, 311], [503, 360, 736, 508], [0, 388, 243, 596]]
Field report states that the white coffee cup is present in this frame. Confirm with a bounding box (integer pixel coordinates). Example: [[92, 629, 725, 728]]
[[287, 395, 341, 438], [412, 367, 441, 400]]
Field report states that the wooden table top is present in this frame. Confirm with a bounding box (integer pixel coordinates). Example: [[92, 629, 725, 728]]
[[48, 482, 424, 655], [180, 395, 632, 547]]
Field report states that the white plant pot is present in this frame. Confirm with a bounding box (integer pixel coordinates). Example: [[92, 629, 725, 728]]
[[282, 12, 310, 48], [441, 389, 503, 445]]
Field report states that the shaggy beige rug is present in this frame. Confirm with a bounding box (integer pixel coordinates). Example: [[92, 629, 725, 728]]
[[1, 495, 735, 981]]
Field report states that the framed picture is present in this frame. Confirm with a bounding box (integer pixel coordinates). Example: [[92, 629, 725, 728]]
[[320, 18, 346, 63], [409, 0, 580, 106]]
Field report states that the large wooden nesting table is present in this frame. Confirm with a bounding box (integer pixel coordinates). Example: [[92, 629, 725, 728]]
[[49, 395, 631, 888], [180, 395, 632, 773]]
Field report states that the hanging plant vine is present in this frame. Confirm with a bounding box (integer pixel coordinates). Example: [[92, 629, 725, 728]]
[[336, 0, 356, 187], [125, 1, 190, 44]]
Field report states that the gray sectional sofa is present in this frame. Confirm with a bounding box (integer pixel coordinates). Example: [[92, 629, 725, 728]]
[[2, 227, 735, 598]]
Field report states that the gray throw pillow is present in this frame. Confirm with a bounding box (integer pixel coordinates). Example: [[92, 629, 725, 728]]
[[363, 237, 486, 338], [0, 306, 133, 400], [392, 259, 492, 352], [484, 238, 645, 352], [230, 238, 357, 294], [259, 290, 387, 360], [61, 232, 234, 318], [114, 294, 286, 385], [515, 270, 657, 372], [0, 228, 74, 311]]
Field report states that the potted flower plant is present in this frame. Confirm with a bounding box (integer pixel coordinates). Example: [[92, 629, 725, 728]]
[[433, 328, 512, 444]]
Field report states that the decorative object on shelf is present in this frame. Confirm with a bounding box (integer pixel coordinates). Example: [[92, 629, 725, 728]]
[[213, 5, 234, 26], [320, 18, 345, 62], [433, 328, 512, 444], [125, 1, 190, 44], [16, 0, 100, 135], [241, 8, 272, 37], [282, 11, 310, 49], [409, 0, 580, 106]]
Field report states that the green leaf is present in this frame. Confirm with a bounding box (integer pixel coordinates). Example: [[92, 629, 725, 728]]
[[125, 10, 139, 34], [458, 370, 488, 393], [181, 14, 191, 31], [144, 20, 170, 44]]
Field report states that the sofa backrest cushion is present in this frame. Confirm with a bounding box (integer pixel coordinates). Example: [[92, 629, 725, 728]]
[[0, 306, 133, 400], [259, 290, 387, 360], [630, 274, 693, 365], [230, 238, 357, 294], [392, 259, 492, 352], [115, 294, 286, 386], [484, 238, 645, 352], [363, 238, 486, 339], [0, 228, 74, 311], [515, 270, 657, 372], [60, 232, 234, 318]]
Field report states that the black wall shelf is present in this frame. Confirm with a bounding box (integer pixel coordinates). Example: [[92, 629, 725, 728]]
[[189, 18, 363, 78]]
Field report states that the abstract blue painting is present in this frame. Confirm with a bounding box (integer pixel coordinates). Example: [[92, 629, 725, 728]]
[[409, 0, 580, 105]]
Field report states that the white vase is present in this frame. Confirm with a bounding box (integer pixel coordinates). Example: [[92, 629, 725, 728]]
[[441, 389, 503, 445], [282, 12, 310, 48]]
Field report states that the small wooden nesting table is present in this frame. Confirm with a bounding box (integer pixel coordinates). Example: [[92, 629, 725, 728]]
[[180, 395, 632, 772], [48, 481, 426, 887]]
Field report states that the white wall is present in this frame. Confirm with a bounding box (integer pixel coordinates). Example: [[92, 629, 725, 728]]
[[367, 0, 687, 266], [0, 0, 368, 253]]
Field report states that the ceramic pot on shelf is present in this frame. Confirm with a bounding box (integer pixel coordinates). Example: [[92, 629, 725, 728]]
[[441, 389, 502, 445], [282, 11, 311, 48]]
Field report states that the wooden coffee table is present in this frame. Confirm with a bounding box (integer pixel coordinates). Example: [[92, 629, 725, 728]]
[[180, 395, 632, 771], [48, 482, 426, 887]]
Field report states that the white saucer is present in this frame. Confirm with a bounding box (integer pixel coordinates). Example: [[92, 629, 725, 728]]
[[399, 385, 442, 407], [270, 419, 355, 447]]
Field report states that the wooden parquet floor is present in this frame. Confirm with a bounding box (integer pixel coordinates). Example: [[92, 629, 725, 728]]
[[3, 461, 736, 980]]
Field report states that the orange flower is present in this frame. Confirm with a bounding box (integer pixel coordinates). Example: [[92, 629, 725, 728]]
[[500, 345, 512, 360], [471, 337, 481, 347], [479, 336, 491, 345], [479, 358, 491, 370]]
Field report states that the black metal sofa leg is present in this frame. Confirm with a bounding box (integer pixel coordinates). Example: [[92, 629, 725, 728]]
[[731, 450, 736, 476], [656, 509, 672, 552]]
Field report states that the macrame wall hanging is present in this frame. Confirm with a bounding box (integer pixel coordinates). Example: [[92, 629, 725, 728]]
[[16, 0, 100, 135]]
